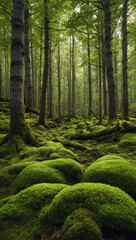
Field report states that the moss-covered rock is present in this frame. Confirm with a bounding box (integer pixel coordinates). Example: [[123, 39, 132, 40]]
[[40, 183, 136, 236], [82, 159, 136, 199], [14, 164, 66, 191], [94, 154, 125, 163], [0, 183, 67, 240], [61, 208, 104, 240], [14, 158, 83, 191], [119, 133, 136, 148]]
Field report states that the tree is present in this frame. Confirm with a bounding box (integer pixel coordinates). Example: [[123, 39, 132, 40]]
[[103, 0, 117, 120], [122, 0, 128, 119], [0, 60, 2, 96], [10, 0, 26, 137], [39, 0, 49, 125]]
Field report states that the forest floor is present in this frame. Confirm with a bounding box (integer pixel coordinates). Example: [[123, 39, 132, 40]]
[[0, 98, 136, 240]]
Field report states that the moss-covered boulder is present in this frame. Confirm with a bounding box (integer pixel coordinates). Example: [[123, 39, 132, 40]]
[[119, 133, 136, 148], [82, 159, 136, 199], [14, 159, 83, 191], [94, 154, 125, 163], [61, 208, 104, 240], [0, 183, 67, 240], [40, 183, 136, 236], [14, 164, 66, 191]]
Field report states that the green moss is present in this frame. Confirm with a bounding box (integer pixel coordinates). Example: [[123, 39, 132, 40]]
[[42, 158, 84, 183], [14, 164, 66, 191], [40, 183, 136, 235], [0, 183, 67, 239], [82, 159, 136, 199], [119, 133, 136, 147], [94, 154, 125, 163], [61, 208, 103, 240]]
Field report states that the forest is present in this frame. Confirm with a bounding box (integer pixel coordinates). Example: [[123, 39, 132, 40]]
[[0, 0, 136, 239]]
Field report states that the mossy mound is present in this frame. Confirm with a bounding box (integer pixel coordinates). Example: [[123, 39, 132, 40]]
[[0, 183, 67, 240], [40, 183, 136, 236], [61, 208, 103, 240], [14, 159, 83, 191], [119, 133, 136, 148], [94, 154, 125, 163], [14, 164, 66, 191], [19, 140, 77, 161], [82, 159, 136, 199]]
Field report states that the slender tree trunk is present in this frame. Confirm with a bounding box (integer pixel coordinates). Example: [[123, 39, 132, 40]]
[[30, 32, 35, 106], [0, 60, 2, 96], [24, 0, 32, 107], [104, 0, 117, 120], [114, 52, 118, 114], [39, 27, 43, 109], [87, 34, 92, 117], [39, 0, 49, 125], [83, 67, 86, 116], [122, 0, 128, 119], [101, 23, 107, 116], [10, 0, 26, 137], [98, 15, 102, 121], [72, 36, 75, 116], [68, 37, 72, 121], [58, 40, 61, 122], [48, 38, 52, 118]]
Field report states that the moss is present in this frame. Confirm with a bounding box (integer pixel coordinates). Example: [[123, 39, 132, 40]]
[[77, 122, 87, 129], [119, 133, 136, 148], [0, 183, 67, 240], [61, 208, 104, 240], [14, 164, 66, 191], [42, 158, 84, 183], [40, 183, 136, 236], [94, 154, 125, 163], [82, 159, 136, 199]]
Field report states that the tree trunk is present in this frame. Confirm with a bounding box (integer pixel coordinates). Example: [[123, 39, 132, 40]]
[[39, 27, 43, 109], [104, 0, 117, 120], [72, 36, 75, 116], [114, 52, 118, 114], [10, 0, 26, 137], [98, 15, 102, 121], [68, 37, 72, 121], [58, 40, 61, 122], [122, 0, 128, 119], [24, 0, 32, 107], [48, 38, 52, 118], [101, 23, 107, 116], [87, 34, 92, 117], [39, 0, 49, 125], [0, 60, 2, 96], [30, 29, 35, 106]]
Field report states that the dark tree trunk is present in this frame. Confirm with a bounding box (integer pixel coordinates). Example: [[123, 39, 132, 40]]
[[98, 15, 102, 121], [87, 34, 92, 117], [24, 0, 32, 107], [58, 40, 61, 122], [39, 0, 49, 125], [114, 52, 118, 114], [68, 37, 72, 121], [10, 0, 26, 137], [122, 0, 128, 119], [48, 38, 52, 118], [39, 27, 43, 109], [104, 0, 117, 120], [0, 60, 2, 96], [30, 31, 35, 106], [101, 24, 107, 116], [72, 36, 75, 116]]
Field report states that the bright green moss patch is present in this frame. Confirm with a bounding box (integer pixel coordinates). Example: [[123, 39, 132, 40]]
[[82, 159, 136, 199], [95, 154, 125, 163], [14, 158, 83, 191], [40, 183, 136, 235], [61, 208, 104, 240], [14, 164, 66, 191], [119, 133, 136, 147]]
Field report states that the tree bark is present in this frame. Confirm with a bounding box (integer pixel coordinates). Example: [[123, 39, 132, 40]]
[[72, 36, 75, 116], [87, 34, 92, 117], [104, 0, 117, 120], [10, 0, 26, 137], [58, 40, 61, 122], [114, 52, 118, 114], [122, 0, 128, 119], [48, 38, 53, 118], [39, 0, 49, 125], [68, 37, 72, 121], [24, 0, 32, 107], [98, 15, 102, 121]]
